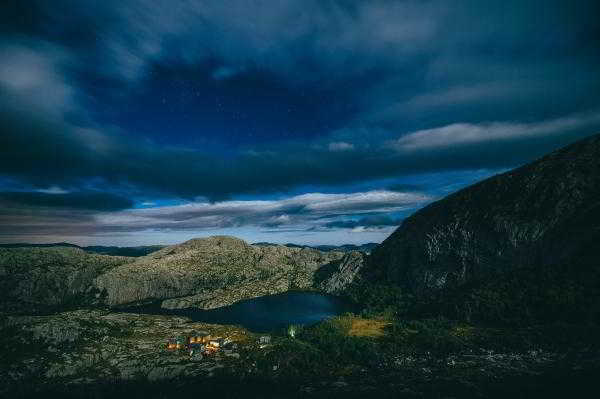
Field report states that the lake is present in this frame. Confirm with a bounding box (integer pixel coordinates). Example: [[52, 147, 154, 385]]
[[130, 291, 354, 332]]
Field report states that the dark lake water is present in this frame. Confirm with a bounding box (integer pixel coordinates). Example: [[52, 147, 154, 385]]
[[129, 291, 355, 332]]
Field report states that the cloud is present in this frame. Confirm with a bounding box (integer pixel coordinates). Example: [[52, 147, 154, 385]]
[[2, 96, 599, 202], [0, 41, 75, 118], [328, 142, 354, 152], [0, 189, 429, 239], [9, 0, 439, 85], [101, 190, 429, 230], [1, 0, 600, 246], [0, 191, 134, 211], [391, 111, 600, 151], [1, 1, 599, 202], [211, 66, 244, 81], [37, 186, 69, 195]]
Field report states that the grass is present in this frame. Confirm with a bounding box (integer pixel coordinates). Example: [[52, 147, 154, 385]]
[[347, 317, 390, 337]]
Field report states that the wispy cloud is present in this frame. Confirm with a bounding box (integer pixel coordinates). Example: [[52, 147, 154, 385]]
[[328, 142, 354, 152], [391, 111, 600, 151], [0, 189, 430, 241], [98, 190, 429, 230]]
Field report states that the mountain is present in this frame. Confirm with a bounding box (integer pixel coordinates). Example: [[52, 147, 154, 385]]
[[252, 242, 378, 253], [1, 236, 365, 314], [0, 242, 165, 257], [362, 133, 600, 323], [95, 236, 364, 310], [0, 242, 82, 249]]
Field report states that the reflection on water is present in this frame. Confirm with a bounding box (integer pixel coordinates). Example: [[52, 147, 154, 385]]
[[128, 291, 354, 332]]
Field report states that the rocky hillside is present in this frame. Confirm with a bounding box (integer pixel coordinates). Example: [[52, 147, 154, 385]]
[[0, 242, 165, 257], [1, 237, 364, 314], [95, 236, 363, 310], [0, 247, 132, 314], [364, 134, 600, 321]]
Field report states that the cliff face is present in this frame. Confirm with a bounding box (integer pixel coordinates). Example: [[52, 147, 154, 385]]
[[365, 134, 600, 296], [314, 251, 365, 294], [94, 236, 363, 310]]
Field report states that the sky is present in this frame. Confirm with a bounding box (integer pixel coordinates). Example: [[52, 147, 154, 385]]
[[1, 0, 599, 246]]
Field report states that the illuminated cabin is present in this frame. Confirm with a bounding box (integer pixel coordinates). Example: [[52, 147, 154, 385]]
[[175, 336, 186, 349], [188, 331, 211, 344], [166, 339, 178, 350]]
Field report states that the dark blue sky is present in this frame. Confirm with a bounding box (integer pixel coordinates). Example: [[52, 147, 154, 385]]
[[1, 0, 599, 245]]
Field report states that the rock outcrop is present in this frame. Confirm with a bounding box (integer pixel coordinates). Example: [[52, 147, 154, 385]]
[[365, 134, 600, 296], [94, 236, 362, 310], [315, 251, 365, 294]]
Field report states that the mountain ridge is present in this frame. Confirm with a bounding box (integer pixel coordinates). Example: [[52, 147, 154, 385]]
[[361, 133, 600, 322]]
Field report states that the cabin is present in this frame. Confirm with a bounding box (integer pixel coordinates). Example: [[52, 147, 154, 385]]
[[166, 336, 187, 350], [187, 330, 211, 344], [166, 338, 178, 350], [259, 335, 271, 345]]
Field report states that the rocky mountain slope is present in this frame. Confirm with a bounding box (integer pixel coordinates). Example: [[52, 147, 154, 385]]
[[95, 236, 364, 310], [253, 242, 378, 253], [363, 134, 600, 321], [0, 247, 132, 314], [1, 236, 365, 314]]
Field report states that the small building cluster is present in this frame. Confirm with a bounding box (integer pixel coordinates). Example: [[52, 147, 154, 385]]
[[165, 330, 234, 356]]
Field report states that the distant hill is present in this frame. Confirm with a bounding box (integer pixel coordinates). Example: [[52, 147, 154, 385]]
[[0, 243, 165, 257], [0, 242, 81, 249], [0, 241, 376, 256], [362, 133, 600, 324], [253, 242, 378, 253], [83, 245, 166, 257]]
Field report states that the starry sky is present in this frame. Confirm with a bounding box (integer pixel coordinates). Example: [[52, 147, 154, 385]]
[[1, 0, 599, 246]]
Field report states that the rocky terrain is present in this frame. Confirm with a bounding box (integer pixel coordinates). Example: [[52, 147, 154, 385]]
[[254, 242, 378, 254], [2, 310, 597, 398], [0, 247, 133, 314], [95, 236, 363, 310], [314, 251, 365, 294], [365, 134, 600, 302], [1, 236, 365, 314], [0, 310, 254, 397]]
